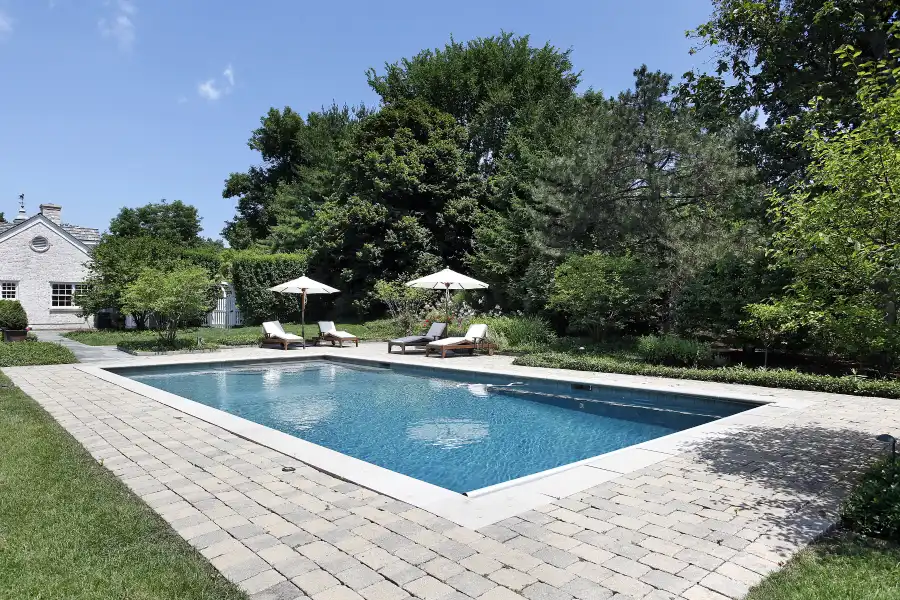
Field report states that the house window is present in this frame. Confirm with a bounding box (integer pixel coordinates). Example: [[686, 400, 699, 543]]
[[51, 283, 86, 307], [0, 282, 16, 300]]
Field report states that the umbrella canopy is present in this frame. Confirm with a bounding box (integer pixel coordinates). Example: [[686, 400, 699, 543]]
[[269, 276, 339, 339], [406, 269, 488, 325], [269, 276, 339, 295], [405, 269, 488, 290]]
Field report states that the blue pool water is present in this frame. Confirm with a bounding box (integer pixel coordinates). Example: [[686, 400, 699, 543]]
[[120, 361, 752, 493]]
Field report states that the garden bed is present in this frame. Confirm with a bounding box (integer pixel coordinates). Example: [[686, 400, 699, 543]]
[[0, 342, 78, 367]]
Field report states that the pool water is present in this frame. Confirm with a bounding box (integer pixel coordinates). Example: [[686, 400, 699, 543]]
[[122, 361, 751, 493]]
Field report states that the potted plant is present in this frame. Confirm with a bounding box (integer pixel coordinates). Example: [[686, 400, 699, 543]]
[[0, 300, 29, 342]]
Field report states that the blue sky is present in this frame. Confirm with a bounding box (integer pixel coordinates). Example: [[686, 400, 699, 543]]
[[0, 0, 716, 239]]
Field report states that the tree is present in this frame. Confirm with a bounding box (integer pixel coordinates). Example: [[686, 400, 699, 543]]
[[741, 303, 796, 368], [222, 104, 369, 248], [122, 266, 215, 346], [373, 279, 431, 334], [767, 40, 900, 365], [109, 200, 203, 245], [549, 253, 658, 340], [681, 0, 900, 184]]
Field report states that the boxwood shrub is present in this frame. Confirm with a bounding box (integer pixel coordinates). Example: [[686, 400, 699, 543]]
[[513, 351, 900, 398], [0, 300, 28, 330], [841, 458, 900, 541]]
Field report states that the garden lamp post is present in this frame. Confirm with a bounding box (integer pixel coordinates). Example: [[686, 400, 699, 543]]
[[876, 434, 897, 465]]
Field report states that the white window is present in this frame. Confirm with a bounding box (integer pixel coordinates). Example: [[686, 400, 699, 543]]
[[51, 283, 87, 307], [0, 282, 16, 300]]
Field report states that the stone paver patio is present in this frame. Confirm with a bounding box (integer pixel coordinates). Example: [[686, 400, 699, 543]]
[[4, 342, 899, 600]]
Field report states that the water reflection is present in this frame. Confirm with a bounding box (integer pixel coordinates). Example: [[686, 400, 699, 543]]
[[407, 418, 489, 449], [271, 396, 337, 430]]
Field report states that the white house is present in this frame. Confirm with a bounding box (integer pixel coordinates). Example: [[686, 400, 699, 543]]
[[0, 201, 100, 329]]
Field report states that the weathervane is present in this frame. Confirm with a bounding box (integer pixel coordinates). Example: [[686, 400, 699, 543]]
[[18, 193, 24, 210]]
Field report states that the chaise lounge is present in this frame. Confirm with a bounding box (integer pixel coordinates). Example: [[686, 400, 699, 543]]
[[387, 322, 447, 354], [261, 321, 305, 350], [425, 324, 495, 358], [316, 321, 360, 347]]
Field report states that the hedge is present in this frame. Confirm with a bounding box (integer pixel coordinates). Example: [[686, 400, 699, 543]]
[[231, 252, 311, 325], [0, 342, 77, 367], [0, 300, 28, 330], [841, 457, 900, 541], [513, 351, 900, 398]]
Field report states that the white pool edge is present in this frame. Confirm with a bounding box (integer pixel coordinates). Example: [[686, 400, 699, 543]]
[[75, 352, 794, 529]]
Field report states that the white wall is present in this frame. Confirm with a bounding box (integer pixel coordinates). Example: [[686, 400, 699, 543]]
[[0, 219, 94, 329]]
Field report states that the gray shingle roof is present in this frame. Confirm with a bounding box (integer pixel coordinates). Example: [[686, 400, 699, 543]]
[[0, 218, 101, 245]]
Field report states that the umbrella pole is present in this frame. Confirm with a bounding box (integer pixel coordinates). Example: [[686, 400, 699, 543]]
[[445, 284, 451, 328], [301, 289, 307, 340]]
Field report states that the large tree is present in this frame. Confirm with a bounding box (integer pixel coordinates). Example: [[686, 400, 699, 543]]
[[681, 0, 899, 185], [109, 199, 203, 245], [222, 104, 369, 248], [765, 43, 900, 365]]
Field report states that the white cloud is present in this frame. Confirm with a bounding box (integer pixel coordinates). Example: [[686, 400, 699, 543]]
[[0, 10, 13, 37], [197, 79, 222, 101], [196, 65, 235, 101], [99, 0, 136, 51]]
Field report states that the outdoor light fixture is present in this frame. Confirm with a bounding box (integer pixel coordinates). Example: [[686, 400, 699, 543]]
[[282, 466, 296, 472], [876, 434, 897, 464]]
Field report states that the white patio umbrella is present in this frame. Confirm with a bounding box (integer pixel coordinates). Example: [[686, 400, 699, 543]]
[[269, 276, 339, 339], [406, 268, 488, 325]]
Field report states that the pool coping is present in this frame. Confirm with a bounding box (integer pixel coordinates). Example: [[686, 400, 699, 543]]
[[75, 350, 805, 529]]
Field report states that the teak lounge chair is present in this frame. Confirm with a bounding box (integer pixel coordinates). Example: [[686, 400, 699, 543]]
[[316, 321, 359, 347], [387, 322, 447, 354], [425, 324, 495, 358], [262, 321, 305, 350]]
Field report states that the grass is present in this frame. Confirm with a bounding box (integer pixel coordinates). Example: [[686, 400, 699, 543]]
[[0, 341, 78, 367], [65, 319, 404, 349], [0, 373, 247, 600], [513, 350, 900, 398], [748, 531, 900, 600]]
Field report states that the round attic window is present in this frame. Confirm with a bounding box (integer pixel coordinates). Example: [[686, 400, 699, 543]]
[[30, 236, 50, 252]]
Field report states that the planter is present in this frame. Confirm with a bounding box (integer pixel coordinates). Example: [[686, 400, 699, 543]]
[[2, 329, 29, 342]]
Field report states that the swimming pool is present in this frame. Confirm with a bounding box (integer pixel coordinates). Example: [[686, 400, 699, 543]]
[[121, 360, 753, 493]]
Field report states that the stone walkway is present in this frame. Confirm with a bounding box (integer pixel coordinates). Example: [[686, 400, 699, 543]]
[[4, 346, 899, 600], [34, 330, 133, 363]]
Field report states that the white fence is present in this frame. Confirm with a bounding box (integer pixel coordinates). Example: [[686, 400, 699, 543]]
[[203, 283, 244, 329]]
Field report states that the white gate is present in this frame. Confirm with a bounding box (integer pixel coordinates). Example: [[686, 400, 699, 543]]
[[204, 283, 244, 328]]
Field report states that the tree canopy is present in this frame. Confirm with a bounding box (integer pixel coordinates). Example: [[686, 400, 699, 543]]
[[109, 199, 203, 245]]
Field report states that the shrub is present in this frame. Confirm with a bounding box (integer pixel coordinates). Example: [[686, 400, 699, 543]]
[[549, 253, 658, 340], [117, 339, 221, 354], [231, 252, 311, 324], [841, 458, 900, 541], [636, 334, 714, 367], [0, 341, 77, 366], [122, 266, 216, 346], [483, 316, 556, 352], [0, 300, 28, 330], [373, 279, 431, 335], [513, 351, 900, 398]]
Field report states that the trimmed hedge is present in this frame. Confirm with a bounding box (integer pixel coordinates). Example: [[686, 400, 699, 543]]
[[116, 339, 223, 354], [231, 252, 310, 325], [0, 342, 77, 366], [513, 351, 900, 398], [841, 457, 900, 541], [0, 300, 28, 330]]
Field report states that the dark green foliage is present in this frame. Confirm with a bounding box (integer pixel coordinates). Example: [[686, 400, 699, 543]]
[[636, 335, 714, 367], [481, 316, 556, 352], [0, 342, 77, 366], [514, 352, 900, 398], [180, 247, 224, 279], [0, 301, 28, 330], [841, 458, 900, 541], [109, 200, 203, 245], [230, 253, 311, 324]]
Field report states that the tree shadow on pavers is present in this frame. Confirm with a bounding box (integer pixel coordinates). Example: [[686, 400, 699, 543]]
[[682, 424, 885, 557]]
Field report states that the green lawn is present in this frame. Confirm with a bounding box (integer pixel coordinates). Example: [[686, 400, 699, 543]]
[[0, 341, 78, 367], [748, 531, 900, 600], [64, 319, 403, 348], [0, 373, 247, 600]]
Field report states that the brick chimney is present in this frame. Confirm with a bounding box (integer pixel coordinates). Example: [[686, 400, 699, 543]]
[[39, 203, 62, 225]]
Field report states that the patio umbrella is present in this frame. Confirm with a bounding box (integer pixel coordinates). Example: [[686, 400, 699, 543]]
[[406, 268, 488, 325], [269, 276, 339, 339]]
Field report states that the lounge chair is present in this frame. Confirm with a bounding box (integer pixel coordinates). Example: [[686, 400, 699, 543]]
[[262, 321, 305, 350], [425, 324, 496, 358], [387, 322, 447, 354], [316, 321, 359, 347]]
